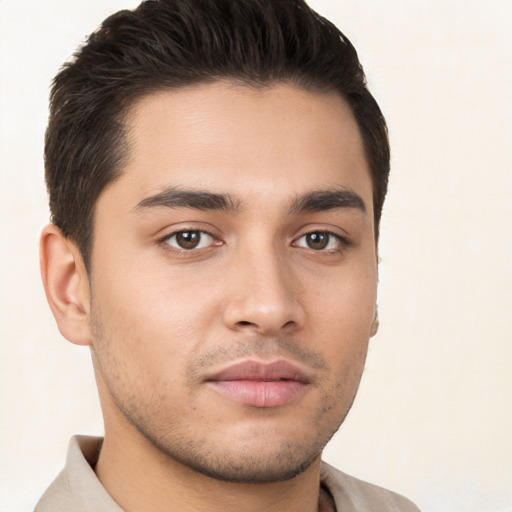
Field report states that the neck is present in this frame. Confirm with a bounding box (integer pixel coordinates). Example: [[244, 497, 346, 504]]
[[95, 425, 326, 512]]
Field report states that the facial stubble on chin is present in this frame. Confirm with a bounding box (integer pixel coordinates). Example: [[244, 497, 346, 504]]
[[89, 305, 368, 484]]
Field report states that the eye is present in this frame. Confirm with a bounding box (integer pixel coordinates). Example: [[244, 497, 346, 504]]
[[164, 230, 216, 250], [294, 231, 342, 251]]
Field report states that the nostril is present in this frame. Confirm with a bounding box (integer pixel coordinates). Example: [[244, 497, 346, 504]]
[[237, 321, 254, 327]]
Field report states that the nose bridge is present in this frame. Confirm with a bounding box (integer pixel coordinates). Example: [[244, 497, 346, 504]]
[[223, 236, 303, 334]]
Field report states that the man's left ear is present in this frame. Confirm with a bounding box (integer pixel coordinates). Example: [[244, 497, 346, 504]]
[[370, 305, 379, 338], [39, 224, 92, 346]]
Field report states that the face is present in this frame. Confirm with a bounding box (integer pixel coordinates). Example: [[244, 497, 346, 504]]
[[88, 82, 377, 482]]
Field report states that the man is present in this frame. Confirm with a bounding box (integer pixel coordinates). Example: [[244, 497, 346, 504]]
[[36, 0, 420, 510]]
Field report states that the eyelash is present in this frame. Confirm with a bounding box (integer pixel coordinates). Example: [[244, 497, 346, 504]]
[[158, 228, 350, 254], [293, 230, 350, 252], [159, 229, 220, 253]]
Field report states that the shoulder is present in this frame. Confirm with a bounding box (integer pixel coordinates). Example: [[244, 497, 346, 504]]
[[320, 461, 421, 512], [35, 469, 75, 512], [35, 436, 123, 512]]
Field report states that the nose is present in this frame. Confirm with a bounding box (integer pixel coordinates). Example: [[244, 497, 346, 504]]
[[222, 245, 305, 336]]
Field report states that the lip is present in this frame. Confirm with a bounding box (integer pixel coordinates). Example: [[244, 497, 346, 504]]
[[206, 360, 310, 408]]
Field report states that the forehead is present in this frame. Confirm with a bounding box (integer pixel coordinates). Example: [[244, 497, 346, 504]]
[[107, 82, 372, 211]]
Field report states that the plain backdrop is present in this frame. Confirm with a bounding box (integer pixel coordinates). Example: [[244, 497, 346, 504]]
[[1, 1, 511, 511]]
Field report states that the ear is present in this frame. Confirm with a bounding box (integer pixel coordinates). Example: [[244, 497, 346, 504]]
[[40, 224, 92, 345], [369, 305, 379, 338]]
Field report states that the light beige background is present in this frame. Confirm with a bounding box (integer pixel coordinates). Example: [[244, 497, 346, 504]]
[[1, 1, 511, 510]]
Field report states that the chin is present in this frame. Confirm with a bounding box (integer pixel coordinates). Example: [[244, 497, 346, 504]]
[[138, 416, 339, 484], [167, 441, 322, 483]]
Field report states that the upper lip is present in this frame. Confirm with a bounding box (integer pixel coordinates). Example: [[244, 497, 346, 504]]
[[206, 359, 311, 383]]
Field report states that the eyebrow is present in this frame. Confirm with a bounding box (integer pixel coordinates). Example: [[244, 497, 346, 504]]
[[134, 187, 241, 212], [134, 186, 366, 216], [288, 188, 367, 215]]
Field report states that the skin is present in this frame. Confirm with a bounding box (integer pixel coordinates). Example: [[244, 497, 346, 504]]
[[41, 82, 378, 512]]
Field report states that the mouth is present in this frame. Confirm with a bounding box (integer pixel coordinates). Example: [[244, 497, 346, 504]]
[[206, 360, 310, 408]]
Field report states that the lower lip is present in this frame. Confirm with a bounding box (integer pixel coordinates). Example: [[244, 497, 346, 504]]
[[207, 380, 307, 407]]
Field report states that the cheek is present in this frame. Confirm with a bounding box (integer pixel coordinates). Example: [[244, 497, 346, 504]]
[[304, 264, 377, 329], [326, 327, 370, 391], [89, 259, 223, 373], [301, 264, 375, 374]]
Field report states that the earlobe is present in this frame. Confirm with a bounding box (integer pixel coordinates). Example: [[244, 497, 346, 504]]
[[40, 224, 92, 346], [370, 305, 379, 338]]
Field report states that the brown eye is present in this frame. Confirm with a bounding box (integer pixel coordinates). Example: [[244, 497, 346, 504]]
[[305, 232, 329, 250], [165, 230, 214, 250], [176, 231, 200, 249], [295, 231, 341, 251]]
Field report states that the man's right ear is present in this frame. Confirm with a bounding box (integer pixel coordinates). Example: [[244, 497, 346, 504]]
[[40, 224, 92, 346]]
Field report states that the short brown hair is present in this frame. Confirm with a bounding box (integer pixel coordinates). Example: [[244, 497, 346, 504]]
[[45, 0, 390, 270]]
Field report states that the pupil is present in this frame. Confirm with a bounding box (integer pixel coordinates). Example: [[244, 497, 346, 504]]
[[177, 231, 199, 249], [307, 232, 328, 250]]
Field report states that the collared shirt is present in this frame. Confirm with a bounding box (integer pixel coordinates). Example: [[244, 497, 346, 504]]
[[35, 436, 420, 512]]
